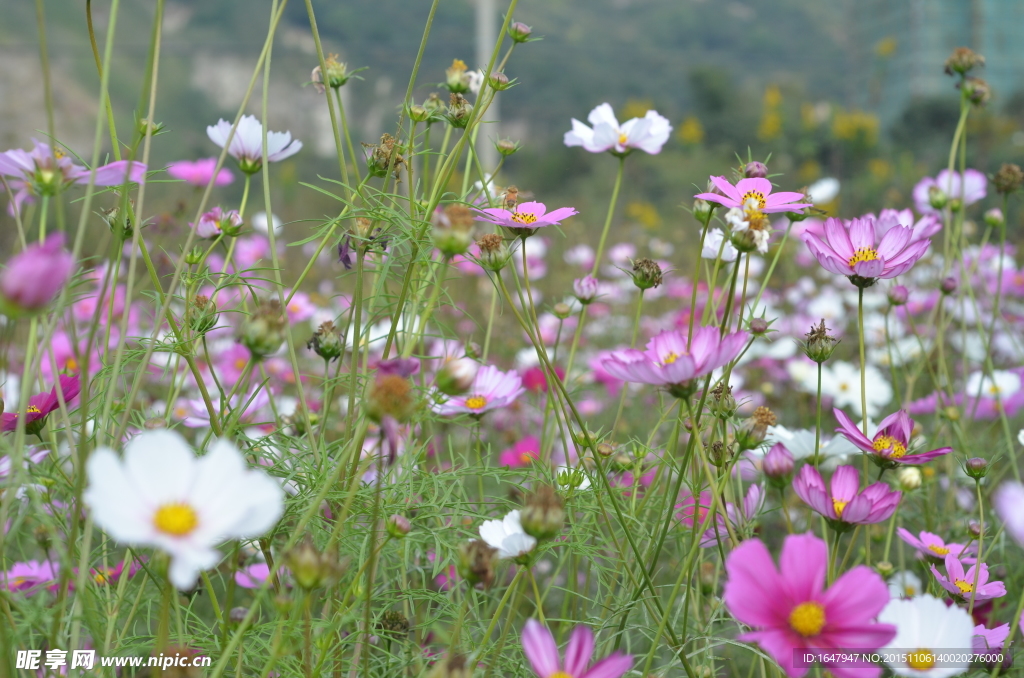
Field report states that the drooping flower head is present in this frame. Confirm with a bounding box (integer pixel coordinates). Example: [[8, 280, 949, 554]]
[[1, 374, 81, 436], [0, 138, 146, 198], [0, 233, 75, 314], [432, 364, 524, 416], [929, 554, 1006, 603], [600, 326, 748, 398], [877, 595, 974, 678], [207, 115, 302, 174], [474, 201, 578, 239], [896, 528, 975, 562], [804, 216, 931, 288], [521, 619, 632, 678], [723, 533, 896, 678], [84, 429, 285, 589], [792, 465, 900, 530], [834, 408, 952, 467], [695, 176, 812, 214], [564, 103, 672, 155], [167, 158, 234, 187]]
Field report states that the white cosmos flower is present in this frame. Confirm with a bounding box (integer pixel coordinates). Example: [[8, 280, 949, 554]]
[[763, 424, 859, 462], [818, 360, 892, 417], [887, 570, 923, 599], [878, 594, 974, 678], [207, 115, 302, 171], [1018, 428, 1024, 447], [701, 227, 738, 262], [479, 510, 536, 560], [252, 211, 283, 236], [84, 430, 284, 589], [965, 370, 1022, 400], [564, 103, 672, 155], [807, 177, 840, 204]]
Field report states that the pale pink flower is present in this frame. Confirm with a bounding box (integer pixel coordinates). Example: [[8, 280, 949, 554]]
[[167, 158, 234, 186]]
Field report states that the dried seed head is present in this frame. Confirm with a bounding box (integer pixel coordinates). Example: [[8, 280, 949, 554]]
[[803, 319, 838, 363], [944, 47, 985, 76], [630, 258, 663, 290], [366, 374, 415, 424], [993, 163, 1024, 195], [457, 539, 498, 589], [240, 299, 287, 359], [308, 320, 344, 362], [475, 233, 512, 272], [378, 610, 410, 637], [520, 485, 565, 541]]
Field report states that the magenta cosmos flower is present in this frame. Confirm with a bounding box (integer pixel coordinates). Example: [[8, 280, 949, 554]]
[[432, 365, 524, 416], [207, 115, 302, 174], [563, 103, 672, 155], [834, 408, 951, 467], [0, 139, 146, 198], [1, 374, 81, 435], [167, 158, 234, 187], [695, 176, 811, 214], [723, 533, 896, 678], [521, 619, 632, 678], [792, 465, 900, 530], [474, 201, 578, 238], [500, 436, 540, 467], [930, 554, 1006, 602], [896, 528, 974, 561], [1, 560, 58, 593], [600, 326, 748, 398], [803, 216, 931, 287], [0, 233, 75, 313], [913, 169, 986, 215]]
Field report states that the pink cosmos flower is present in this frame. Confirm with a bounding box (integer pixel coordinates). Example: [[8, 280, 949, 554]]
[[474, 201, 578, 235], [563, 103, 672, 155], [0, 233, 75, 312], [167, 158, 234, 186], [600, 326, 748, 398], [521, 619, 632, 678], [895, 528, 974, 561], [973, 623, 1010, 653], [0, 374, 81, 435], [913, 169, 986, 215], [993, 481, 1024, 547], [207, 115, 302, 173], [500, 437, 540, 468], [870, 208, 941, 243], [284, 291, 317, 323], [792, 465, 900, 528], [0, 139, 146, 196], [432, 365, 524, 416], [723, 533, 896, 678], [1, 560, 58, 593], [695, 176, 811, 214], [930, 554, 1006, 602], [688, 484, 765, 547], [803, 216, 931, 285], [833, 408, 952, 466], [236, 563, 274, 589], [192, 206, 242, 238]]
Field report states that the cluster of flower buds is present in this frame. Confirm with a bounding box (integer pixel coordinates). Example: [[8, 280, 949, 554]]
[[519, 485, 565, 541], [457, 539, 498, 589], [285, 535, 343, 590], [240, 298, 288, 359], [433, 204, 476, 258], [801, 319, 838, 364], [308, 320, 344, 362]]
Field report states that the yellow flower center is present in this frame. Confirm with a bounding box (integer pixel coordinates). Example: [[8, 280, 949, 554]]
[[788, 601, 826, 637], [153, 503, 199, 537], [551, 673, 574, 678], [465, 396, 488, 410], [742, 190, 767, 209], [520, 452, 534, 464], [832, 498, 848, 517], [904, 585, 917, 596], [848, 247, 880, 267], [94, 569, 113, 584], [511, 212, 538, 225], [872, 435, 907, 459], [27, 406, 41, 414], [954, 579, 973, 594], [927, 544, 949, 556], [618, 132, 629, 145], [907, 649, 936, 671], [662, 352, 679, 365], [235, 358, 247, 370], [65, 357, 79, 371]]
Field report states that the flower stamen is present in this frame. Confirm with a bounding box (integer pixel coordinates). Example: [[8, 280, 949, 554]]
[[788, 601, 826, 637], [153, 503, 199, 537], [465, 396, 488, 410], [848, 247, 879, 267]]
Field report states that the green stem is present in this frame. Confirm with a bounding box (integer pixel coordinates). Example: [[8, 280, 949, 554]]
[[589, 155, 625, 277], [857, 286, 868, 435]]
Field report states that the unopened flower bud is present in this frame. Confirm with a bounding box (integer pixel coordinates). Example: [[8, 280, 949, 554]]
[[286, 535, 341, 590], [964, 457, 989, 480], [143, 417, 165, 429], [507, 21, 532, 43], [630, 258, 663, 290], [736, 406, 777, 452], [240, 299, 287, 359], [366, 373, 415, 424], [136, 117, 165, 138], [595, 442, 615, 457], [100, 202, 135, 241], [457, 539, 497, 588], [496, 138, 520, 156], [433, 204, 476, 257], [928, 185, 948, 209], [940, 276, 958, 295], [993, 163, 1024, 195], [874, 561, 894, 578], [311, 54, 353, 92], [749, 317, 769, 336], [802, 319, 838, 364], [888, 285, 909, 306], [744, 161, 768, 179], [968, 520, 983, 538], [228, 606, 248, 625], [573, 275, 600, 304], [188, 295, 219, 335], [185, 246, 204, 266], [942, 405, 960, 422], [435, 357, 479, 396], [984, 208, 1005, 229], [308, 320, 344, 362], [488, 72, 511, 91], [475, 233, 511, 272], [386, 514, 411, 539], [520, 485, 565, 541], [409, 105, 431, 123], [763, 443, 795, 485], [944, 47, 985, 76], [693, 199, 714, 223], [897, 467, 922, 491], [553, 302, 572, 320]]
